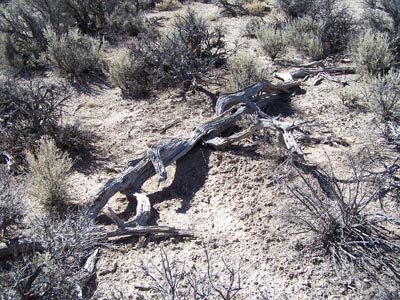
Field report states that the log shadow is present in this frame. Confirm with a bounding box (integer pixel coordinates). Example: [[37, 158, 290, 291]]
[[148, 145, 211, 215], [264, 88, 305, 117]]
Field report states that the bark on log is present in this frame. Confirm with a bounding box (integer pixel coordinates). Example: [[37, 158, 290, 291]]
[[105, 226, 193, 239], [87, 81, 302, 220]]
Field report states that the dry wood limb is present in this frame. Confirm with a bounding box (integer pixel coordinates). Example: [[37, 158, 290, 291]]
[[87, 81, 302, 220], [106, 193, 151, 228], [147, 148, 167, 181], [290, 66, 355, 79], [83, 248, 99, 273], [215, 80, 297, 116], [105, 226, 193, 239]]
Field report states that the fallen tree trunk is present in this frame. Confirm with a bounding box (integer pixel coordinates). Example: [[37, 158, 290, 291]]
[[87, 80, 302, 221]]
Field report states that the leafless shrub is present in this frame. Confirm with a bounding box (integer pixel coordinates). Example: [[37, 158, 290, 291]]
[[0, 170, 24, 239], [0, 78, 71, 164], [4, 209, 102, 299], [27, 136, 73, 210], [288, 159, 400, 281], [366, 71, 400, 119], [140, 250, 243, 300], [227, 53, 269, 91], [349, 29, 394, 77], [45, 27, 104, 78], [256, 26, 288, 60], [274, 0, 314, 19]]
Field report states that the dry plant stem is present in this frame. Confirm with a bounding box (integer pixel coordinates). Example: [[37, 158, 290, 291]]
[[87, 80, 301, 220]]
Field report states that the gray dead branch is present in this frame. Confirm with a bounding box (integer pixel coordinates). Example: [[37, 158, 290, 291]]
[[86, 80, 302, 237]]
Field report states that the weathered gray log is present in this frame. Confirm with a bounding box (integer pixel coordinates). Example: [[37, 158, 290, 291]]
[[105, 226, 193, 239], [290, 66, 356, 79], [87, 81, 302, 220], [215, 80, 296, 116]]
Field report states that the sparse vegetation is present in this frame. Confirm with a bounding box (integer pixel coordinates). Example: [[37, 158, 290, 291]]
[[140, 250, 244, 300], [256, 26, 288, 60], [288, 161, 400, 281], [108, 49, 151, 98], [45, 27, 104, 78], [0, 78, 71, 164], [349, 29, 394, 77], [227, 53, 269, 90], [2, 209, 102, 299], [0, 171, 24, 238], [27, 137, 73, 210]]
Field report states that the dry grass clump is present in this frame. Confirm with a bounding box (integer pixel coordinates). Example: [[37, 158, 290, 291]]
[[227, 53, 269, 91], [349, 29, 394, 77], [243, 17, 264, 38], [256, 26, 288, 60], [288, 161, 400, 282], [108, 49, 151, 98], [45, 27, 104, 78], [245, 0, 266, 16], [27, 137, 73, 210]]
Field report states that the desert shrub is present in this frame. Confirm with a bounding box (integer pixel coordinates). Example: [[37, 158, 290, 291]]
[[274, 0, 314, 19], [3, 210, 102, 299], [367, 71, 400, 119], [277, 0, 354, 57], [0, 0, 48, 71], [256, 26, 288, 60], [364, 0, 400, 58], [0, 78, 71, 164], [108, 3, 150, 37], [125, 9, 226, 94], [45, 27, 104, 78], [288, 161, 400, 281], [0, 171, 24, 238], [27, 136, 73, 210], [140, 250, 243, 300], [286, 17, 325, 59], [108, 50, 151, 98], [155, 0, 181, 11], [349, 29, 394, 77], [244, 0, 266, 16], [227, 53, 269, 91], [243, 17, 264, 38]]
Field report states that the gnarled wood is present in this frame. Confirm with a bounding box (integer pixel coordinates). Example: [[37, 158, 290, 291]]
[[87, 81, 302, 221]]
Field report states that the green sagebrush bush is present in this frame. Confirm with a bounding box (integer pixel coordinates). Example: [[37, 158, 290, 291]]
[[256, 26, 289, 60], [45, 27, 104, 78], [27, 136, 73, 210], [349, 29, 394, 77], [227, 53, 269, 91]]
